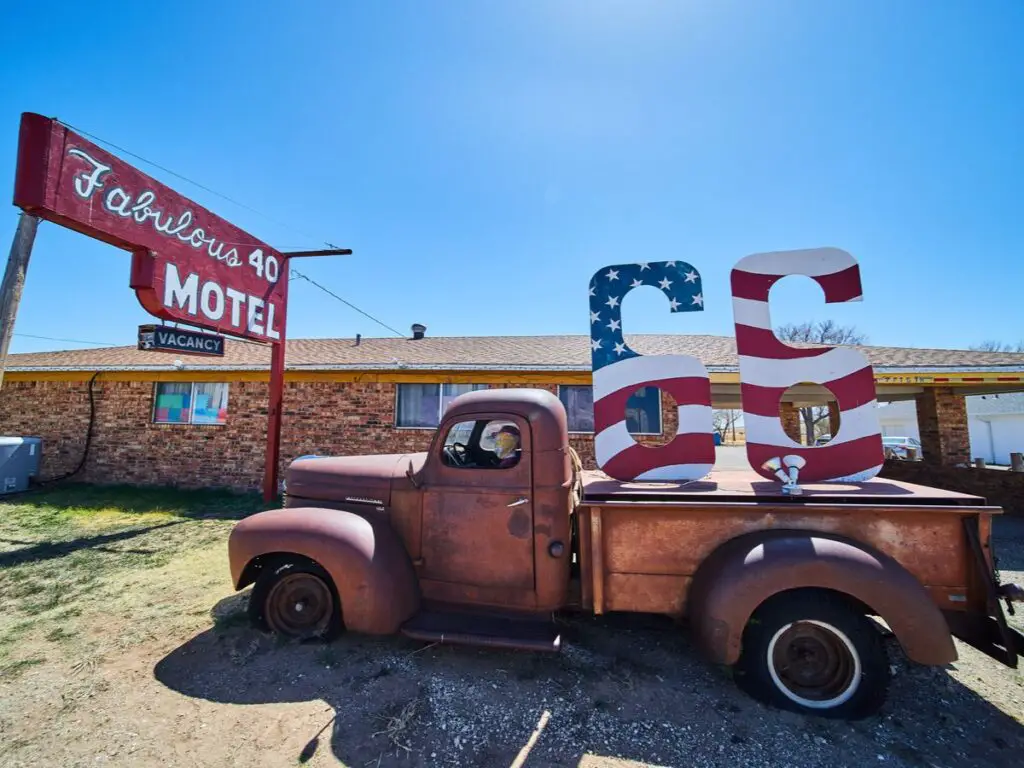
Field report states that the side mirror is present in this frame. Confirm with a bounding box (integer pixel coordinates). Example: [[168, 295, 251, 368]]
[[406, 460, 420, 489]]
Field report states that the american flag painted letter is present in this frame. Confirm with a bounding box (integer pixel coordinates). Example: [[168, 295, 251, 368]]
[[589, 261, 715, 481], [730, 248, 884, 482]]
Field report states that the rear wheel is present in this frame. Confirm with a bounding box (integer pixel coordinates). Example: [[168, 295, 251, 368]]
[[249, 558, 342, 640], [733, 590, 888, 719]]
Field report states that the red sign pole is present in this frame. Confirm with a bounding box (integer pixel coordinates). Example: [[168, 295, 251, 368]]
[[262, 249, 349, 502], [263, 257, 289, 502], [263, 339, 286, 501]]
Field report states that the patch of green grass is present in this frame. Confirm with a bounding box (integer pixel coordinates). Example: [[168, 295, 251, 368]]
[[0, 656, 45, 680], [0, 483, 268, 669]]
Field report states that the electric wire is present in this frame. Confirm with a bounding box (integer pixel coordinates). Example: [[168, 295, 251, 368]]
[[54, 119, 343, 252], [13, 333, 119, 347], [39, 119, 411, 342], [290, 268, 407, 338]]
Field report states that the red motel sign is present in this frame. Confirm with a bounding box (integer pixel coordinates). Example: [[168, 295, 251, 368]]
[[13, 113, 286, 344]]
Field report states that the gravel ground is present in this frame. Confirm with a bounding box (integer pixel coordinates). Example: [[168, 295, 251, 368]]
[[145, 517, 1024, 767], [147, 596, 1022, 768], [2, 492, 1022, 768]]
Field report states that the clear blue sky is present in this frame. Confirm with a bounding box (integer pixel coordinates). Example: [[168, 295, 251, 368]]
[[1, 1, 1021, 354]]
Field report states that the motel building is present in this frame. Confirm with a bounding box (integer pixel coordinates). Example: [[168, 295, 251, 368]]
[[1, 331, 1023, 492]]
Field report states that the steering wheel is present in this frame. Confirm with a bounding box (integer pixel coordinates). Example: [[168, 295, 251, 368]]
[[445, 441, 469, 466]]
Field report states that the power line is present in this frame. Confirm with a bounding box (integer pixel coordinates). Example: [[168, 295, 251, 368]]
[[54, 118, 346, 252], [14, 121, 404, 345], [14, 333, 120, 347], [290, 268, 407, 338]]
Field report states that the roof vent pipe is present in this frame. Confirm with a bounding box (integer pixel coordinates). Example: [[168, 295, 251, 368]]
[[411, 323, 426, 340]]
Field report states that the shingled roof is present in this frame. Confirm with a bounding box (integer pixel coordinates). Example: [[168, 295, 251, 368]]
[[6, 334, 1024, 372]]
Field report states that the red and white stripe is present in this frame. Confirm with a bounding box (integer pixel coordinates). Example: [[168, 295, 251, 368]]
[[731, 248, 884, 482], [593, 354, 715, 481]]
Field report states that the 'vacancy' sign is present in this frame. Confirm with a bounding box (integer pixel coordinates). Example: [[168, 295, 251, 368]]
[[138, 325, 225, 356]]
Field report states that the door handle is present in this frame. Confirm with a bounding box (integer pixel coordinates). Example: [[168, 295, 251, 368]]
[[507, 497, 529, 508]]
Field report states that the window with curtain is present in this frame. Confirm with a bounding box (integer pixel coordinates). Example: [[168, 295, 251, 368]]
[[558, 385, 661, 435], [153, 382, 229, 425], [558, 385, 595, 433], [395, 383, 488, 428]]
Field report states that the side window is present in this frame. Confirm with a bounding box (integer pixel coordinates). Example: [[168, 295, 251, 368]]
[[441, 419, 523, 470]]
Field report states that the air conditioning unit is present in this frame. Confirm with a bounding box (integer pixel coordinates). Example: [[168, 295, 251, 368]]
[[0, 437, 42, 494]]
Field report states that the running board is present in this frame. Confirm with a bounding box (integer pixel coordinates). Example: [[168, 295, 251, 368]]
[[401, 610, 561, 653]]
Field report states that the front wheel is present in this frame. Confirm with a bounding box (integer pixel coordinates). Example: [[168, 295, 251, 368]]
[[733, 590, 889, 719], [248, 558, 343, 641]]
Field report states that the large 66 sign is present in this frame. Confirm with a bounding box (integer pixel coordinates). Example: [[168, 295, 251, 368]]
[[588, 247, 883, 483]]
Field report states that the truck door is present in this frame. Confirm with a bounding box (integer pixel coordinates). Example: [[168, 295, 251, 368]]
[[419, 415, 536, 607]]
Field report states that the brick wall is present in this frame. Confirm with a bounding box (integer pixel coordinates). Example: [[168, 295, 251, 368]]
[[779, 402, 801, 443], [0, 377, 682, 491], [879, 459, 1024, 517], [916, 387, 970, 466]]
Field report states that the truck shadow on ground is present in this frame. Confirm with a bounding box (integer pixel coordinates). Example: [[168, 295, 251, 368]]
[[0, 520, 182, 567], [8, 482, 269, 521], [153, 593, 1024, 768]]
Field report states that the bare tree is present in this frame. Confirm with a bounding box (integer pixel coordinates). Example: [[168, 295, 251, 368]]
[[775, 320, 867, 347], [775, 322, 867, 445], [712, 409, 742, 442], [970, 340, 1024, 353]]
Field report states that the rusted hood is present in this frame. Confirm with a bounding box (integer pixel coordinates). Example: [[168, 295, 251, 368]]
[[286, 453, 418, 504]]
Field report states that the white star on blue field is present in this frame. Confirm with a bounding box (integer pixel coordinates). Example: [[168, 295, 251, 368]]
[[588, 261, 704, 371]]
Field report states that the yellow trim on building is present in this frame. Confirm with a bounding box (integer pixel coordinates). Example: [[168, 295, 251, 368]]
[[2, 369, 1021, 387]]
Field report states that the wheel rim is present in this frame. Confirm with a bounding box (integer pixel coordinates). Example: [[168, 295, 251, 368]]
[[766, 619, 861, 709], [264, 573, 334, 638]]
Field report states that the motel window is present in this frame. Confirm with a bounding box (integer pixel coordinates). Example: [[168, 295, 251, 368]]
[[557, 385, 662, 435], [395, 383, 488, 428], [153, 382, 230, 425]]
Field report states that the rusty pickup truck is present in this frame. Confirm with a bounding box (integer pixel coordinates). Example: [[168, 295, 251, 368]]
[[228, 388, 1024, 719]]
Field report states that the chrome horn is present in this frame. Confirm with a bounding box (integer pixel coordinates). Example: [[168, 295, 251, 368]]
[[762, 454, 807, 495]]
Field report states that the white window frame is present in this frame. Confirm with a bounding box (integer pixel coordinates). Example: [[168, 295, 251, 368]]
[[393, 383, 488, 430], [151, 381, 230, 426], [556, 384, 663, 436]]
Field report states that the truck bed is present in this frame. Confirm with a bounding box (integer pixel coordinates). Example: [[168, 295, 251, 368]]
[[580, 469, 987, 507], [574, 469, 999, 623]]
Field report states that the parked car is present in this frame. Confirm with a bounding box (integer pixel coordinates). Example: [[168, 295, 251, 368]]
[[815, 434, 831, 446], [883, 436, 923, 460]]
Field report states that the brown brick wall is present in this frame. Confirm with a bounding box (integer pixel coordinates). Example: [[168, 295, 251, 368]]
[[0, 378, 683, 491], [779, 402, 801, 443], [0, 379, 271, 489], [879, 459, 1024, 517], [916, 387, 970, 466]]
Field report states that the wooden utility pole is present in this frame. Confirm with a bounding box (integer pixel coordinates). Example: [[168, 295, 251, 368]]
[[0, 213, 40, 389]]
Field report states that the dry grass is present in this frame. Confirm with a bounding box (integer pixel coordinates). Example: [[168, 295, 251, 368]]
[[373, 698, 421, 755]]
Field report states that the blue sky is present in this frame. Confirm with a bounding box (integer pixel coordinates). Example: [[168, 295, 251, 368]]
[[1, 0, 1021, 354]]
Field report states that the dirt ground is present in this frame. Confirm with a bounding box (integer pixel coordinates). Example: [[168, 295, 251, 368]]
[[1, 485, 1022, 768]]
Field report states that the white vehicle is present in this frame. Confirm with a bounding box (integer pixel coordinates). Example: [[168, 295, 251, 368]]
[[882, 436, 923, 460]]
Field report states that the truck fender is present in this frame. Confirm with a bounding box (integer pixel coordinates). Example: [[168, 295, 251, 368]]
[[228, 507, 420, 635], [687, 529, 956, 667]]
